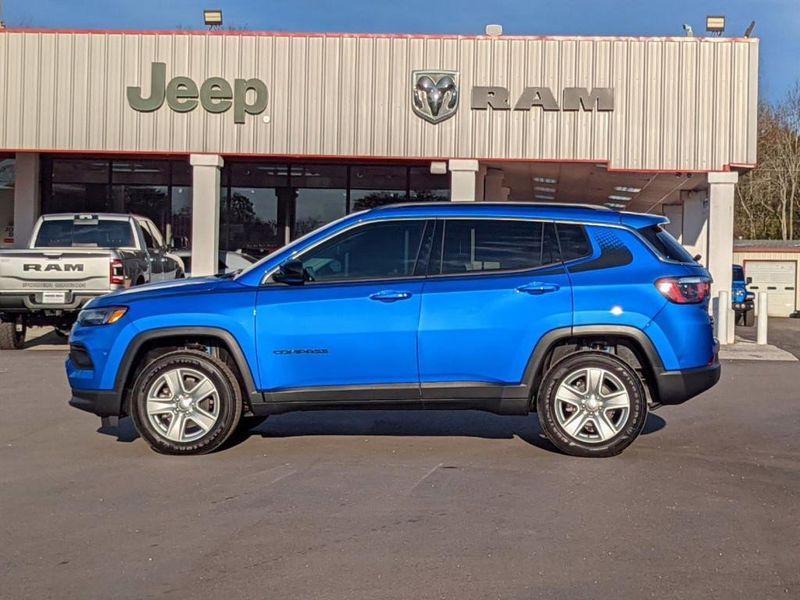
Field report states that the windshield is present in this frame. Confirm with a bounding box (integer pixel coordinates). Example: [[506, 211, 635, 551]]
[[35, 219, 135, 248], [235, 212, 363, 280], [732, 265, 745, 281], [637, 225, 696, 263]]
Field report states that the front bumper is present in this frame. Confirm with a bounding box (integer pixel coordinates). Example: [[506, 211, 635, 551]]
[[733, 300, 754, 312], [653, 362, 721, 406], [69, 389, 123, 417]]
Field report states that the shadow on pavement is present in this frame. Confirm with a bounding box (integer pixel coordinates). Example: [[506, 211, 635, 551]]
[[23, 327, 68, 349], [97, 410, 667, 455]]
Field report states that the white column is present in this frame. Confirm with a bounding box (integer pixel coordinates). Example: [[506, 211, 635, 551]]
[[662, 204, 683, 242], [13, 153, 41, 248], [189, 154, 224, 277], [474, 164, 487, 202], [681, 190, 708, 264], [448, 159, 480, 202], [707, 171, 738, 344]]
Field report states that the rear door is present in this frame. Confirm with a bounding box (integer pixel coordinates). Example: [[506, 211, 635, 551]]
[[417, 218, 572, 389]]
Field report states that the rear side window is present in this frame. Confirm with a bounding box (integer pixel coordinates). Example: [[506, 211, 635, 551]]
[[430, 219, 559, 275], [35, 219, 135, 248], [556, 224, 592, 261], [638, 225, 695, 263]]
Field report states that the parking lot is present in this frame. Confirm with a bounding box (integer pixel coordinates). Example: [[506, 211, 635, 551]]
[[1, 347, 799, 599]]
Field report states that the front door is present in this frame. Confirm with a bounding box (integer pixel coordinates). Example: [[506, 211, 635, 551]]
[[255, 219, 432, 396], [418, 218, 573, 388]]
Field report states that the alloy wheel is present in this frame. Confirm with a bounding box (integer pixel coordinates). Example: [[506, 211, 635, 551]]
[[145, 367, 221, 443], [554, 367, 631, 444]]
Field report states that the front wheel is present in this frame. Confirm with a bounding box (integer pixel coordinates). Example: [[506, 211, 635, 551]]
[[743, 309, 755, 327], [537, 351, 648, 457], [130, 349, 243, 455]]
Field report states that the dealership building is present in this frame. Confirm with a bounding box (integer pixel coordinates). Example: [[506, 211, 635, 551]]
[[0, 29, 758, 340]]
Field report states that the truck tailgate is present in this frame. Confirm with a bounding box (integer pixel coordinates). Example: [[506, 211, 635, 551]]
[[0, 250, 112, 302]]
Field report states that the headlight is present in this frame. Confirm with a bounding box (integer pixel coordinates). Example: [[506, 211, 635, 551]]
[[77, 306, 128, 326]]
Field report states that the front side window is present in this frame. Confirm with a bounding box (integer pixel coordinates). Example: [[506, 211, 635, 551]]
[[296, 220, 427, 282], [430, 219, 559, 275]]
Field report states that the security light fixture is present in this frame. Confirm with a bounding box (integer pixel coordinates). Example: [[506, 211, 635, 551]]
[[533, 176, 557, 185], [706, 16, 725, 36], [485, 24, 503, 37], [534, 186, 556, 193], [204, 9, 223, 29], [614, 186, 641, 194], [608, 194, 631, 202], [535, 194, 555, 201], [744, 20, 756, 38], [682, 24, 694, 37], [605, 202, 626, 210]]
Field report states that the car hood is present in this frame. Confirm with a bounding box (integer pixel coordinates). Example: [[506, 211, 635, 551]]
[[89, 276, 230, 307]]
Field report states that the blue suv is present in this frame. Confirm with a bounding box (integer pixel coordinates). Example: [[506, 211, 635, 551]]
[[67, 203, 720, 457]]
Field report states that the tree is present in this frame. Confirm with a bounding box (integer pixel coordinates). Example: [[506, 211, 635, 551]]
[[736, 85, 800, 240]]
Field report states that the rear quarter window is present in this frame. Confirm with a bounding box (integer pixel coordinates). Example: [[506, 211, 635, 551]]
[[638, 225, 696, 263]]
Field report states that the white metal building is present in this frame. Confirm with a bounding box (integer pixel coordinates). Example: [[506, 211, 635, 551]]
[[0, 29, 759, 341], [734, 240, 800, 317]]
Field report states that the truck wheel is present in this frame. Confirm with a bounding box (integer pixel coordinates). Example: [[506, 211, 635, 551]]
[[0, 320, 26, 350], [130, 349, 243, 455], [743, 309, 755, 327], [537, 351, 648, 458]]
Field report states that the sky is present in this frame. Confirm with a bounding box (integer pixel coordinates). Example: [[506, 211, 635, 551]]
[[4, 0, 798, 103]]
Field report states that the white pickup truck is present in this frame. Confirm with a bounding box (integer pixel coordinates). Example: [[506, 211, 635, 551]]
[[0, 213, 184, 349]]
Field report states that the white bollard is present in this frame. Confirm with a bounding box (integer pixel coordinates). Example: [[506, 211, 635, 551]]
[[717, 290, 730, 345], [757, 291, 768, 345]]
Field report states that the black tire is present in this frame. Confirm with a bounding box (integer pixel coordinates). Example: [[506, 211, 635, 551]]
[[130, 349, 243, 455], [743, 309, 755, 327], [536, 351, 648, 458], [0, 320, 26, 350]]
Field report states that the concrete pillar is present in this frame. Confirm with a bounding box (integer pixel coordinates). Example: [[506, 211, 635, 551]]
[[449, 159, 480, 202], [681, 190, 708, 265], [662, 204, 683, 242], [474, 165, 487, 202], [707, 172, 738, 343], [13, 153, 40, 248], [189, 154, 224, 277]]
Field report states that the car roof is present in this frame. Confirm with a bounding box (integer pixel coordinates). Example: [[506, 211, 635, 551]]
[[367, 202, 667, 228]]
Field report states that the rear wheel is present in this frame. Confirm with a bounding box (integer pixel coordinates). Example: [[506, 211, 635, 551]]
[[130, 349, 243, 455], [0, 319, 26, 350], [537, 351, 648, 457]]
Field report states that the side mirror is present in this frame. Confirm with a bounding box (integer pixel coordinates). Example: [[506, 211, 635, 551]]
[[693, 254, 702, 263], [746, 276, 752, 284], [273, 259, 306, 285]]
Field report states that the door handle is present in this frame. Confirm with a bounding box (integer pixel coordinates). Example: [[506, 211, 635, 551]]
[[516, 282, 560, 295], [369, 290, 413, 302]]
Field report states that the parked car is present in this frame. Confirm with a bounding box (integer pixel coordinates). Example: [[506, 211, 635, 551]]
[[173, 250, 256, 277], [732, 264, 755, 326], [66, 203, 720, 457], [0, 213, 184, 349]]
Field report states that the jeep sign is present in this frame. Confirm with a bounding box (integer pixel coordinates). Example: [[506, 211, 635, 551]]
[[127, 63, 268, 124]]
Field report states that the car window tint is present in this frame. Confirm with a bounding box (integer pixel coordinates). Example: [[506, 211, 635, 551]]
[[298, 220, 426, 282], [140, 224, 156, 250], [435, 219, 558, 275], [35, 220, 135, 248], [557, 223, 592, 262], [638, 225, 695, 263]]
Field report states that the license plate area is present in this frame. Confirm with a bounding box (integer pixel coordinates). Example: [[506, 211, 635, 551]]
[[40, 291, 68, 304]]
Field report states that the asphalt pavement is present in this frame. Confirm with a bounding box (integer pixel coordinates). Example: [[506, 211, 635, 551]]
[[737, 317, 800, 359], [1, 350, 798, 599]]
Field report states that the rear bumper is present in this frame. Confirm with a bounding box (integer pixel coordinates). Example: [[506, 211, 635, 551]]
[[69, 389, 123, 417], [653, 362, 721, 406]]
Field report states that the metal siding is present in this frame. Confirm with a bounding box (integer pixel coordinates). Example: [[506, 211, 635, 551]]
[[0, 32, 758, 170]]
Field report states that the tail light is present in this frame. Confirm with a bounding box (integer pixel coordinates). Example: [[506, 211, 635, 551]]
[[655, 277, 710, 304], [110, 259, 125, 286]]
